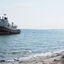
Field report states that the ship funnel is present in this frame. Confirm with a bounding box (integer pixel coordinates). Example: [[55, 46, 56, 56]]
[[12, 22, 14, 27]]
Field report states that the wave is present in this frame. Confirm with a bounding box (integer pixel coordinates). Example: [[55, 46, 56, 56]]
[[17, 50, 64, 61], [22, 50, 32, 54], [0, 49, 64, 63], [8, 50, 32, 55]]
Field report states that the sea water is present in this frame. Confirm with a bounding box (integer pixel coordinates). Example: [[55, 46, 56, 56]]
[[0, 29, 64, 60]]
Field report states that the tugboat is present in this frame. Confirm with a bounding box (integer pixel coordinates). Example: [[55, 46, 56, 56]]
[[0, 14, 21, 35]]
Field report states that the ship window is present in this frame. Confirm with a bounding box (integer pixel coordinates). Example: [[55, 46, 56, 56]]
[[4, 17, 7, 20]]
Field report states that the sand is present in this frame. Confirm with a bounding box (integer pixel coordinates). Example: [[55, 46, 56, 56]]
[[1, 51, 64, 64]]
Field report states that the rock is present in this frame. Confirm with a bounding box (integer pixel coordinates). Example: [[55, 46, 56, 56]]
[[0, 60, 5, 62], [14, 58, 19, 61]]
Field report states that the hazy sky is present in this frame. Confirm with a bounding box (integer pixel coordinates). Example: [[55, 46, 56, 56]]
[[0, 0, 64, 29]]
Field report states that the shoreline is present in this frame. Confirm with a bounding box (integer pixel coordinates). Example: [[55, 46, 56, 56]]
[[0, 50, 64, 64]]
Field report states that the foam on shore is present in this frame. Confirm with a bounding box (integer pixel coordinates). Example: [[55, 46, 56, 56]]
[[0, 50, 64, 64], [19, 50, 64, 60]]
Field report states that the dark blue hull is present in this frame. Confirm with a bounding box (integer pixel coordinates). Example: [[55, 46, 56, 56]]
[[0, 26, 21, 35]]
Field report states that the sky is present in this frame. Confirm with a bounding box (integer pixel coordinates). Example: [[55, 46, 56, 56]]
[[0, 0, 64, 29]]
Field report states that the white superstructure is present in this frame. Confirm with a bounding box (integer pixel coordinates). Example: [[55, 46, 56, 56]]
[[0, 14, 17, 29], [0, 17, 10, 27]]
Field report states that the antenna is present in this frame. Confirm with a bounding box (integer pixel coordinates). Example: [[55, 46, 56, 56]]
[[3, 14, 7, 20], [4, 14, 6, 16]]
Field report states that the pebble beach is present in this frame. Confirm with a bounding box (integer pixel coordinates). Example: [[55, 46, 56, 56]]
[[0, 51, 64, 64]]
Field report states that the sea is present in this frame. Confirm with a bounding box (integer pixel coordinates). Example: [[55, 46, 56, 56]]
[[0, 29, 64, 60]]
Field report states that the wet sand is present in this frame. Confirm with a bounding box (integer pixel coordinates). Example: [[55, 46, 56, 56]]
[[1, 51, 64, 64]]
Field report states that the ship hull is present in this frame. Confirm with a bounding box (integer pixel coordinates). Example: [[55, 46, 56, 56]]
[[0, 26, 21, 35]]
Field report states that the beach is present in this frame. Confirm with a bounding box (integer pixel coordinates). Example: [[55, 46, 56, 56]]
[[0, 51, 64, 64]]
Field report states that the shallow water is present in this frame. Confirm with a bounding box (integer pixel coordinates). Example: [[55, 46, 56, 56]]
[[0, 29, 64, 60]]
